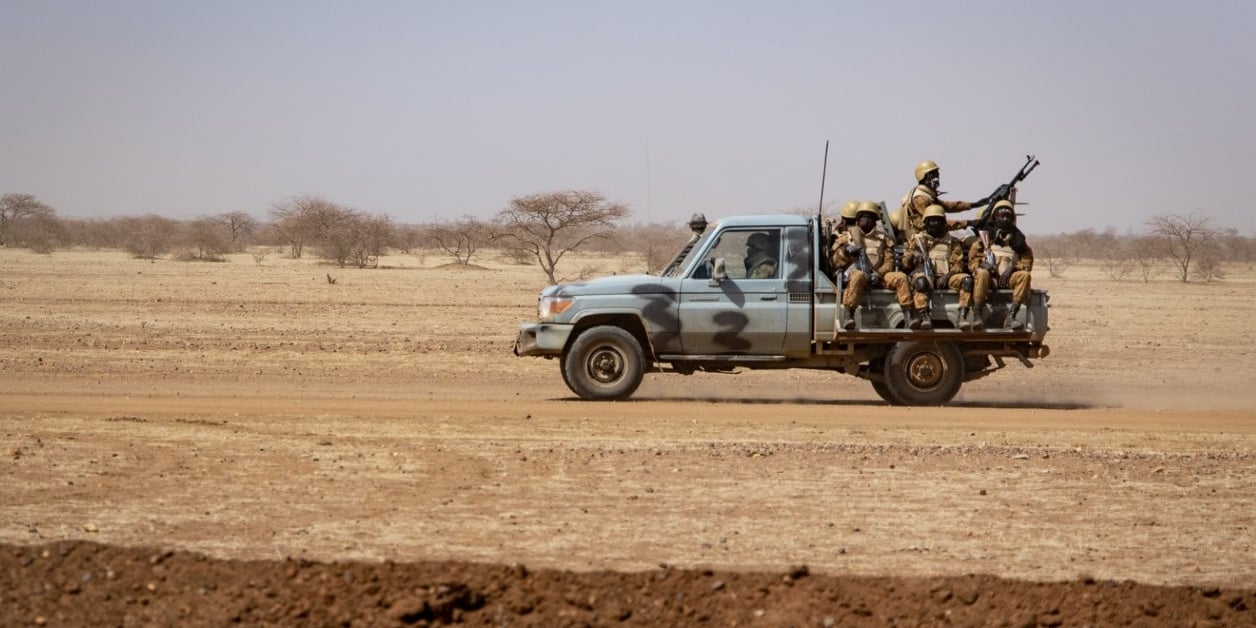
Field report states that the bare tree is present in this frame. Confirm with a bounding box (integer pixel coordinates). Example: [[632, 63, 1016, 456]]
[[619, 221, 691, 274], [0, 193, 56, 247], [1034, 243, 1076, 279], [1145, 211, 1225, 282], [212, 211, 259, 252], [494, 190, 631, 284], [270, 195, 335, 258], [425, 216, 488, 266], [1130, 235, 1164, 283], [181, 216, 231, 261], [349, 213, 395, 268], [119, 215, 181, 259]]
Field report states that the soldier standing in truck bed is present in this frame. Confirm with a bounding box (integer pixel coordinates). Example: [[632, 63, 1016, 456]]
[[891, 159, 992, 245], [968, 200, 1033, 330], [901, 205, 975, 330], [830, 202, 913, 330]]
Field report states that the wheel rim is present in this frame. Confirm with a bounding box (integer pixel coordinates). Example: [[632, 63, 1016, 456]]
[[586, 345, 626, 384], [905, 350, 946, 390]]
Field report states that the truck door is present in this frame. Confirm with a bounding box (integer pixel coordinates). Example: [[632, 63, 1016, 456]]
[[678, 228, 788, 354]]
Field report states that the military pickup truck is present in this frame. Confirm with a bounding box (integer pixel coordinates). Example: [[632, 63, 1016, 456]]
[[513, 213, 1049, 406]]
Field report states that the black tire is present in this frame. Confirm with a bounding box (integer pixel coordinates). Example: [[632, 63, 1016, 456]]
[[870, 380, 904, 405], [562, 326, 645, 400], [883, 340, 963, 406]]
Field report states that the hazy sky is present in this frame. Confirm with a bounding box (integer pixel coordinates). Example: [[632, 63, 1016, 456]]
[[3, 1, 1254, 234]]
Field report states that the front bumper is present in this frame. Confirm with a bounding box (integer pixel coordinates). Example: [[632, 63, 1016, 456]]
[[513, 322, 574, 357]]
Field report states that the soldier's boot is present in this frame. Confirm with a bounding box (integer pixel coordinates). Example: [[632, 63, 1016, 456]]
[[842, 306, 857, 331], [916, 307, 933, 331], [1004, 303, 1025, 331], [906, 307, 922, 330], [958, 307, 972, 331], [970, 304, 986, 331]]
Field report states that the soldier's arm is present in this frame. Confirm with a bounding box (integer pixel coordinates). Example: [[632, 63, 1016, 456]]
[[1015, 245, 1034, 272], [830, 233, 853, 269], [875, 239, 894, 275], [938, 198, 973, 213], [967, 241, 985, 274], [948, 241, 966, 272]]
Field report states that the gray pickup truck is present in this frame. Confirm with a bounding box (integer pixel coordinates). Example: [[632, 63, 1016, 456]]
[[513, 213, 1049, 405]]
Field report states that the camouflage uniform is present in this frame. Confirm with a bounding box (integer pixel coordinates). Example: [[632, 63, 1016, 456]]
[[969, 229, 1033, 305], [830, 228, 911, 310], [895, 184, 971, 245], [902, 232, 973, 310]]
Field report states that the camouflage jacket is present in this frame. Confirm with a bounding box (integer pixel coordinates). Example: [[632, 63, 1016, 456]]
[[896, 184, 971, 243], [968, 228, 1034, 275], [830, 229, 895, 275]]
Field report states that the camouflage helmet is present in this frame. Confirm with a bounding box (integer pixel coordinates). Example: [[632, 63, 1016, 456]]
[[839, 201, 859, 221], [914, 160, 940, 182], [855, 201, 881, 221], [923, 204, 947, 220]]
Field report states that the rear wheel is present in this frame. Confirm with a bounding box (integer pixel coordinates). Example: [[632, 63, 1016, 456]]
[[870, 380, 904, 405], [883, 340, 963, 406], [561, 326, 645, 400]]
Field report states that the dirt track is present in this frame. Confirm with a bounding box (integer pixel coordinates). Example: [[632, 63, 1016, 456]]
[[2, 249, 1255, 625]]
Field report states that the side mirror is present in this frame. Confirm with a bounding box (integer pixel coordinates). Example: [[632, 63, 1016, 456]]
[[708, 258, 727, 287]]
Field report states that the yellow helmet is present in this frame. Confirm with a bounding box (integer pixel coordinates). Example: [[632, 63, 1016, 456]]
[[990, 199, 1016, 222], [914, 160, 940, 182], [889, 207, 905, 231], [855, 201, 881, 220], [923, 204, 947, 220], [839, 200, 859, 221]]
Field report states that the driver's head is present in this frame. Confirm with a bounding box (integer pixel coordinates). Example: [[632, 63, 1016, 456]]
[[747, 232, 772, 254]]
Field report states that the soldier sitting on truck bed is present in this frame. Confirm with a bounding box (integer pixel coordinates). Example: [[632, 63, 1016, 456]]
[[831, 202, 913, 330], [901, 205, 975, 330], [968, 200, 1033, 330]]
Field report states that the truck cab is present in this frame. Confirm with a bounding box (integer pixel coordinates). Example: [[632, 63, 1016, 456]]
[[514, 214, 1049, 406]]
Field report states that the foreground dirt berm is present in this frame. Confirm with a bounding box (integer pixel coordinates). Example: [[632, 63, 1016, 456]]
[[4, 541, 1253, 627]]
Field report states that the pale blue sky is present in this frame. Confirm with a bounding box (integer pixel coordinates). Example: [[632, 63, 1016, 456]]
[[3, 1, 1254, 234]]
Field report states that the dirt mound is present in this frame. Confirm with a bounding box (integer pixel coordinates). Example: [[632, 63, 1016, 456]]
[[5, 541, 1252, 627]]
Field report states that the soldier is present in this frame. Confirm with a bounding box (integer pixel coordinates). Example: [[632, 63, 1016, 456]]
[[831, 201, 913, 330], [892, 160, 992, 245], [744, 232, 778, 279], [900, 205, 975, 330], [968, 200, 1033, 330]]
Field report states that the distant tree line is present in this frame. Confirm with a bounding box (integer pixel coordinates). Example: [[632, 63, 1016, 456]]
[[5, 191, 1246, 284]]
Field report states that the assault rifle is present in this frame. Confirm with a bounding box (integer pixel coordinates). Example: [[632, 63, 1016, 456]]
[[914, 233, 936, 289], [978, 229, 996, 271], [847, 227, 875, 278], [975, 154, 1040, 230]]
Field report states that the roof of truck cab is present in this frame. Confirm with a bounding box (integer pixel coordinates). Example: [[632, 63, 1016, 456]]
[[711, 214, 810, 228]]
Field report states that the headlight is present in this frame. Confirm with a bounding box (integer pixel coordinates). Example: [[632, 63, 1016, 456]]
[[538, 296, 574, 320]]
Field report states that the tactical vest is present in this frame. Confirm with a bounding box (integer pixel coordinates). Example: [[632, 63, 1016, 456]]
[[925, 236, 952, 275], [897, 185, 935, 241], [990, 242, 1016, 276], [865, 231, 888, 269]]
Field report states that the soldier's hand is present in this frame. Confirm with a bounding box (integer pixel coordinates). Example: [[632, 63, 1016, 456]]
[[844, 243, 862, 256], [999, 268, 1014, 287], [972, 196, 990, 207], [869, 272, 882, 288]]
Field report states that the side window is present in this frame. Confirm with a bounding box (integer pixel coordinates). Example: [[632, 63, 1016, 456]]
[[691, 229, 781, 280]]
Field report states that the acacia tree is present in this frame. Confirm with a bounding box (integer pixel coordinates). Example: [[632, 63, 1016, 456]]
[[494, 190, 630, 284], [212, 211, 258, 252], [0, 193, 56, 247], [1145, 212, 1224, 282], [425, 216, 488, 266]]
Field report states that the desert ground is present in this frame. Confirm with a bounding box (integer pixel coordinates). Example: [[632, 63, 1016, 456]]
[[2, 246, 1254, 626]]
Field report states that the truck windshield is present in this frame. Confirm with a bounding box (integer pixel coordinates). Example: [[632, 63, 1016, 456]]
[[660, 227, 717, 278]]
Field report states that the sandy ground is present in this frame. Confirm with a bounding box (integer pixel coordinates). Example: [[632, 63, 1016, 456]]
[[2, 248, 1255, 625]]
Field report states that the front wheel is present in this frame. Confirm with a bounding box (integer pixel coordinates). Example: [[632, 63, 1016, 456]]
[[883, 340, 963, 406], [562, 326, 645, 400]]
